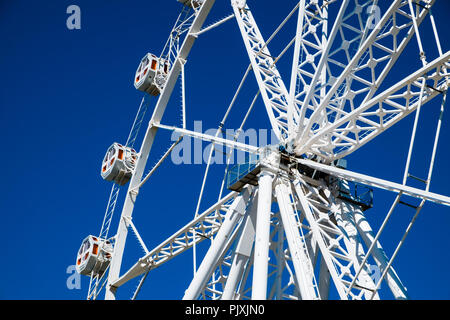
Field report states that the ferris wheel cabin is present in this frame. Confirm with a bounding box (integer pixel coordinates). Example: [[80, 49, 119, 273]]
[[76, 235, 113, 277], [101, 143, 137, 186], [134, 53, 170, 96]]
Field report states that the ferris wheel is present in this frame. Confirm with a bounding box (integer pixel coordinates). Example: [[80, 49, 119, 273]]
[[76, 0, 450, 300]]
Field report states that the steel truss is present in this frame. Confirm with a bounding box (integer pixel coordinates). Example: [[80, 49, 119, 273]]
[[175, 156, 411, 300], [82, 0, 450, 300]]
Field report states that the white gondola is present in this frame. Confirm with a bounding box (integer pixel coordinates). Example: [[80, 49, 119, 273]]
[[101, 143, 137, 186], [76, 235, 113, 277], [134, 53, 170, 96], [178, 0, 204, 8]]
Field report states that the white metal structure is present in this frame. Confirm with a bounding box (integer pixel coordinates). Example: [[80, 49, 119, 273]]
[[78, 0, 450, 300]]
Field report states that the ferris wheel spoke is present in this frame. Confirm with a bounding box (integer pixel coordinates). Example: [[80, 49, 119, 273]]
[[301, 51, 450, 159], [80, 0, 450, 301], [351, 207, 409, 299], [232, 1, 298, 142], [291, 0, 382, 141], [275, 178, 320, 299], [290, 0, 349, 139], [294, 0, 436, 155], [221, 199, 257, 299], [184, 188, 254, 299], [293, 178, 384, 299]]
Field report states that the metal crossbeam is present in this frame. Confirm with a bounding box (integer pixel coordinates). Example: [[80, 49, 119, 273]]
[[154, 123, 259, 154], [111, 191, 238, 288], [296, 158, 450, 206]]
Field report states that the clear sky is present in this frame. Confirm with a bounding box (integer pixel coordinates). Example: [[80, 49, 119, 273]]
[[1, 0, 449, 300]]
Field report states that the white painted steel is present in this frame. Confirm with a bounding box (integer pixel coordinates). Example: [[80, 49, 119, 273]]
[[105, 0, 216, 300], [352, 209, 408, 299], [155, 123, 259, 154], [294, 0, 440, 160], [275, 179, 319, 300], [296, 158, 450, 207], [232, 1, 296, 143], [183, 188, 252, 300], [251, 170, 274, 300], [84, 0, 450, 301]]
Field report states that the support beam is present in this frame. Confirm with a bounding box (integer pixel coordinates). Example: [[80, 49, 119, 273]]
[[183, 188, 252, 300], [288, 0, 307, 137], [154, 123, 259, 154], [299, 47, 449, 160], [334, 199, 379, 300], [222, 193, 258, 300], [295, 0, 434, 150], [293, 180, 349, 300], [293, 0, 350, 138], [191, 14, 235, 36], [318, 255, 330, 300], [275, 179, 319, 300], [251, 170, 275, 300]]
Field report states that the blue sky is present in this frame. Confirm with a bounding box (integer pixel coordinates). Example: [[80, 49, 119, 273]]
[[0, 0, 449, 300]]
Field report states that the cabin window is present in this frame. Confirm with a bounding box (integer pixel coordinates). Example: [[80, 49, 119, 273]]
[[92, 244, 99, 255], [85, 240, 90, 251], [151, 59, 157, 71], [107, 146, 115, 160], [118, 149, 124, 160]]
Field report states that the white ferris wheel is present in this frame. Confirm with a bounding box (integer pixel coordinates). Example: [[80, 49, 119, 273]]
[[76, 0, 450, 300]]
